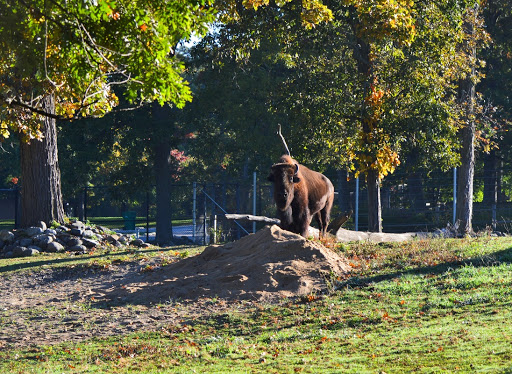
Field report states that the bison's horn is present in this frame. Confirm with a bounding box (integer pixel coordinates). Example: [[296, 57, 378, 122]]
[[294, 163, 299, 175]]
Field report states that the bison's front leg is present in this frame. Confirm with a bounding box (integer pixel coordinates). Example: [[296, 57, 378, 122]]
[[293, 206, 311, 238], [277, 207, 294, 232]]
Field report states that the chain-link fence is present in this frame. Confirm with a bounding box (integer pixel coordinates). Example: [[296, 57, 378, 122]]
[[0, 188, 19, 230], [2, 167, 512, 239]]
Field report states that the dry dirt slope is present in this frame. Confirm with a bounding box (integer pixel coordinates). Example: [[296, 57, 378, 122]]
[[0, 225, 351, 348]]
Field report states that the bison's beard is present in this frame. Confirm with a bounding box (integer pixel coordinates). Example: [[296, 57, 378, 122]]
[[275, 196, 293, 212]]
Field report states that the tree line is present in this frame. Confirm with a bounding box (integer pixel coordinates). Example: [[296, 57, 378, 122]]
[[0, 0, 510, 241]]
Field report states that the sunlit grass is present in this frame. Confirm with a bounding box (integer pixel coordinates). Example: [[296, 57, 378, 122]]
[[1, 236, 512, 373]]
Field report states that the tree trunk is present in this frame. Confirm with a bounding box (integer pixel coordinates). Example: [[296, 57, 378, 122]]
[[367, 169, 382, 232], [456, 117, 475, 235], [154, 141, 173, 245], [19, 94, 65, 228], [456, 8, 478, 236]]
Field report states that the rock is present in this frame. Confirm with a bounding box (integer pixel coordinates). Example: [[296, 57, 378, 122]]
[[82, 229, 95, 239], [26, 227, 44, 237], [19, 238, 33, 247], [57, 232, 72, 244], [82, 238, 99, 248], [70, 228, 84, 236], [0, 239, 4, 249], [67, 238, 83, 247], [36, 221, 47, 231], [130, 239, 145, 247], [3, 244, 15, 253], [97, 226, 111, 233], [68, 244, 87, 254], [46, 241, 65, 253], [112, 240, 123, 248], [44, 229, 58, 236], [71, 221, 85, 230], [0, 230, 15, 243], [28, 245, 43, 252], [13, 246, 39, 257], [105, 234, 120, 243], [34, 235, 54, 250]]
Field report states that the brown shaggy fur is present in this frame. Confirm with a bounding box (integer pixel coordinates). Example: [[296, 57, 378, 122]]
[[267, 155, 334, 238]]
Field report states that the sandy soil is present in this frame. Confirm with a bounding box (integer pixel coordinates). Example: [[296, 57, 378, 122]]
[[0, 225, 352, 350]]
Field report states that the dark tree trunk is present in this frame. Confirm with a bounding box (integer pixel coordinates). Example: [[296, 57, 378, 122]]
[[367, 169, 382, 232], [456, 9, 478, 236], [456, 117, 475, 235], [154, 141, 173, 245], [483, 150, 498, 205], [19, 94, 65, 228]]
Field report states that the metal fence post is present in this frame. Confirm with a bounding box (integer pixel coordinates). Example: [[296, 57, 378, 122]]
[[84, 186, 88, 222], [492, 203, 497, 231], [355, 176, 359, 231], [453, 167, 457, 225], [14, 187, 19, 229], [193, 182, 197, 243], [253, 172, 257, 233], [146, 191, 150, 242]]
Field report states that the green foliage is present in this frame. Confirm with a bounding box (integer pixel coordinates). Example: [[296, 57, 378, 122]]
[[0, 0, 216, 140]]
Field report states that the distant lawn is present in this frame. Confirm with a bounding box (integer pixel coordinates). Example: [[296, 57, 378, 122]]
[[0, 220, 14, 231], [0, 218, 194, 231]]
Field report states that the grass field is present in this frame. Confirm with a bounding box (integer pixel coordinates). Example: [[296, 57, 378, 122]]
[[0, 218, 193, 231], [1, 236, 512, 373]]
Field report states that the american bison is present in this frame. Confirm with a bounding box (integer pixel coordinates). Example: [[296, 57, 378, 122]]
[[267, 155, 334, 238]]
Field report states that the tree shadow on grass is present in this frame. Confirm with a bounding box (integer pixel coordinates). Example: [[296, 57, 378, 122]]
[[0, 246, 195, 275], [336, 246, 512, 289]]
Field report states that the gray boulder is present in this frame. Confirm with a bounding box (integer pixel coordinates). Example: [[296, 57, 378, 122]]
[[13, 246, 39, 257], [19, 238, 33, 247], [68, 244, 87, 253], [26, 227, 44, 237], [67, 238, 83, 247], [36, 221, 47, 231], [34, 235, 54, 250], [46, 241, 65, 253], [0, 230, 14, 243], [82, 238, 100, 248]]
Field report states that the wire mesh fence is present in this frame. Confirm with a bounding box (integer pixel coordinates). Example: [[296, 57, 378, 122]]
[[1, 167, 512, 240]]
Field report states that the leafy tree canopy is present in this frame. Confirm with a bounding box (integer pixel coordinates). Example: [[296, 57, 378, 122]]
[[0, 0, 216, 142]]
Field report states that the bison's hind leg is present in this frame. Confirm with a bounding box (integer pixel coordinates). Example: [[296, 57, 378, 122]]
[[318, 202, 333, 238]]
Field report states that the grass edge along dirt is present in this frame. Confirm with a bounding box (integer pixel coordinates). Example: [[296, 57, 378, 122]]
[[1, 236, 512, 373]]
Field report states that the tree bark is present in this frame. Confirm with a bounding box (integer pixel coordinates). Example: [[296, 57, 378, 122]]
[[19, 94, 65, 228], [154, 141, 173, 245], [367, 168, 382, 232], [456, 8, 478, 236]]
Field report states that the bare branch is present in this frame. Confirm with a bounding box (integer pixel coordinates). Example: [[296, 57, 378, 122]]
[[277, 123, 291, 156]]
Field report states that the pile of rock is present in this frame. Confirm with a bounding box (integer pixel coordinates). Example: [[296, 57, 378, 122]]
[[0, 221, 150, 258]]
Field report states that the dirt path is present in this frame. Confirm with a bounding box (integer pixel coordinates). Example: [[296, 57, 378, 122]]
[[0, 261, 239, 349], [0, 226, 351, 350]]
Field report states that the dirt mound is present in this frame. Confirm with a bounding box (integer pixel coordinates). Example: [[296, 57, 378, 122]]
[[109, 225, 351, 303]]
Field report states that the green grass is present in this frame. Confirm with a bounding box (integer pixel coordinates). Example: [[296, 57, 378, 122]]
[[0, 218, 193, 231], [2, 236, 512, 373]]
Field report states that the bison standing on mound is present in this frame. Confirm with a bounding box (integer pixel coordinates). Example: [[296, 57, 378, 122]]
[[268, 154, 334, 238]]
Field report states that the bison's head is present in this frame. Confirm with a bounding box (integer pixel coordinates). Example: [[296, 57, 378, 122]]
[[267, 162, 301, 211]]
